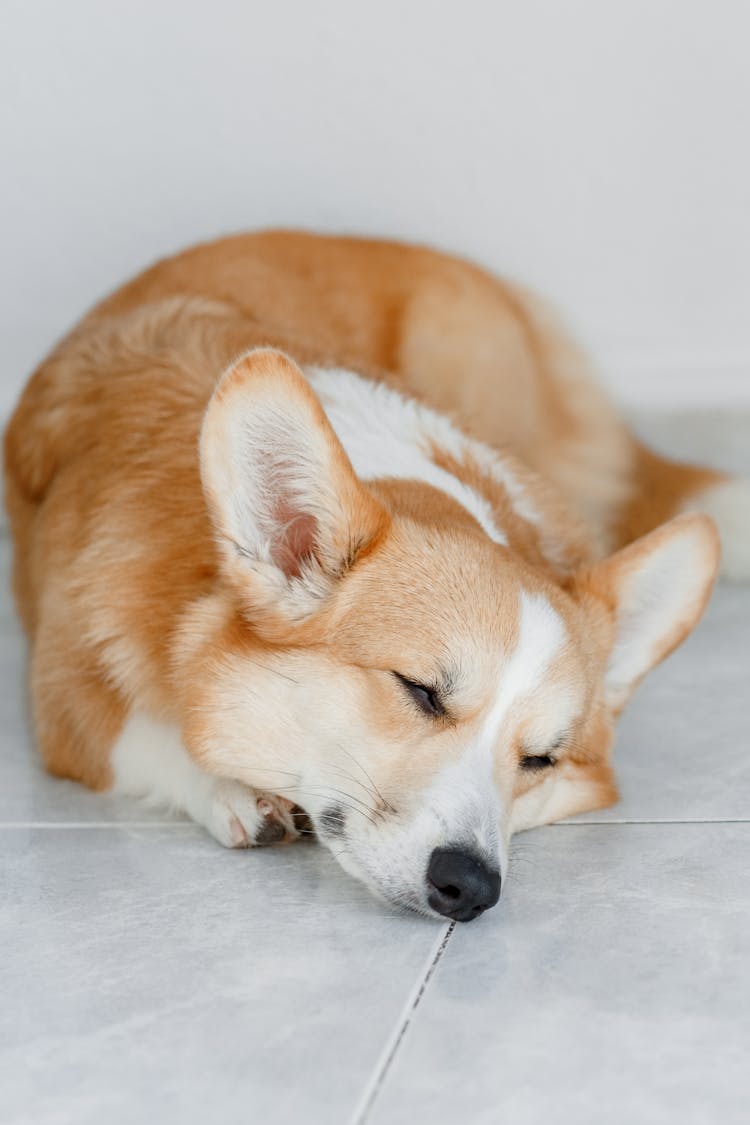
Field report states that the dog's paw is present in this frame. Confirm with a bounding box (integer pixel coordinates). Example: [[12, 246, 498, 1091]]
[[204, 780, 299, 849]]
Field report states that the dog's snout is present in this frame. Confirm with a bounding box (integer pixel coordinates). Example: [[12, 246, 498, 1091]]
[[426, 847, 501, 922]]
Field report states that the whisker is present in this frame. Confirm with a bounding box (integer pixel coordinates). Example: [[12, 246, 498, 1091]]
[[232, 765, 383, 820], [245, 658, 300, 685], [237, 766, 303, 783], [335, 744, 396, 812], [256, 784, 381, 828], [312, 784, 383, 819], [231, 764, 387, 829], [324, 763, 381, 804]]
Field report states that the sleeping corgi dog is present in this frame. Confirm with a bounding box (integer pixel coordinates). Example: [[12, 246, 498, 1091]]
[[5, 231, 747, 922]]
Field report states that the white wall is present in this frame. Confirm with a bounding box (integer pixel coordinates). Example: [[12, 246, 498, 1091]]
[[2, 0, 749, 426]]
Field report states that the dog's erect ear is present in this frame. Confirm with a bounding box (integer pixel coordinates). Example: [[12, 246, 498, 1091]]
[[200, 348, 389, 628], [574, 515, 720, 712]]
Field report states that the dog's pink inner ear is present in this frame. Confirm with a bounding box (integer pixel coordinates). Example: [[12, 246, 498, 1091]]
[[269, 496, 318, 580]]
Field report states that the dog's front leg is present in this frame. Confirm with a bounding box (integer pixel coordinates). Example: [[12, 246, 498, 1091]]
[[110, 712, 299, 848]]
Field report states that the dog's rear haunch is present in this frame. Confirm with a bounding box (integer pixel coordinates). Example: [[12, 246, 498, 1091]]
[[5, 231, 746, 919]]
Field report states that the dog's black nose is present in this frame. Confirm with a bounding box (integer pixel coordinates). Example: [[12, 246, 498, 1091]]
[[426, 847, 501, 922]]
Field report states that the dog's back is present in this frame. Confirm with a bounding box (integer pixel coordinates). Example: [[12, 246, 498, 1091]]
[[67, 230, 747, 561]]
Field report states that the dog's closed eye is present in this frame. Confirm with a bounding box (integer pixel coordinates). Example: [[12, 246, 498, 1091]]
[[393, 673, 446, 718], [520, 754, 556, 772], [520, 733, 569, 772]]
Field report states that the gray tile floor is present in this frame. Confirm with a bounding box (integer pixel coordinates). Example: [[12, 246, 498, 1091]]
[[1, 413, 749, 1125]]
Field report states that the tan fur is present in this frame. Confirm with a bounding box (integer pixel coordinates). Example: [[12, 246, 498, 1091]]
[[2, 232, 725, 877], [81, 230, 725, 551]]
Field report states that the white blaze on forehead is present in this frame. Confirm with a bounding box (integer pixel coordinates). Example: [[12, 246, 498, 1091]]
[[359, 592, 568, 885], [480, 590, 567, 751]]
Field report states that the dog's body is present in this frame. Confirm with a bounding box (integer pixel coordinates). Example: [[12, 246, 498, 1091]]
[[5, 231, 746, 919]]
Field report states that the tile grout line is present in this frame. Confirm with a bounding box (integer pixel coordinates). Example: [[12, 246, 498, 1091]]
[[554, 817, 750, 826], [348, 920, 455, 1125], [0, 821, 197, 829], [2, 817, 750, 831]]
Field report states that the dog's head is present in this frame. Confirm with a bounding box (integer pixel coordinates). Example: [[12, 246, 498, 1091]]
[[184, 349, 719, 921]]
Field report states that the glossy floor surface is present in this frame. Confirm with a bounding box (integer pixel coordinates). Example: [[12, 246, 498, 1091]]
[[1, 412, 748, 1124]]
